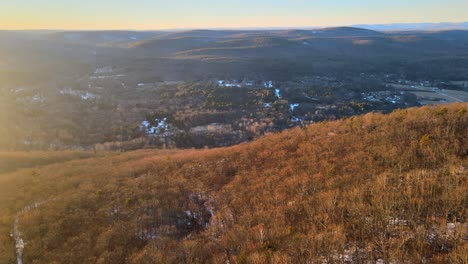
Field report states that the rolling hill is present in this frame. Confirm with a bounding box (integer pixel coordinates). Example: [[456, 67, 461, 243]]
[[3, 27, 468, 82], [121, 27, 468, 80], [0, 103, 466, 263]]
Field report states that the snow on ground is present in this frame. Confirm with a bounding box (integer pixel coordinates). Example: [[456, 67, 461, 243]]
[[137, 228, 158, 240], [387, 217, 408, 226], [60, 87, 79, 96], [31, 95, 44, 103], [60, 88, 98, 100], [90, 75, 124, 80], [11, 202, 45, 264], [275, 89, 281, 99], [363, 95, 379, 102], [80, 92, 97, 100], [94, 66, 113, 75], [290, 103, 299, 111], [141, 121, 150, 129], [264, 81, 274, 88], [218, 80, 241, 88], [291, 117, 302, 123], [10, 87, 25, 93]]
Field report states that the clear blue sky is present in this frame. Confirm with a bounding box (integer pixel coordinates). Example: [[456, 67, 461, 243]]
[[1, 0, 467, 30]]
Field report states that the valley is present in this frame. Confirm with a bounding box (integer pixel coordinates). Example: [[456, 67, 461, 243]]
[[1, 28, 468, 151]]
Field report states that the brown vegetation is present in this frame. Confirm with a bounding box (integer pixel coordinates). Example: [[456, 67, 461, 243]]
[[0, 103, 466, 263]]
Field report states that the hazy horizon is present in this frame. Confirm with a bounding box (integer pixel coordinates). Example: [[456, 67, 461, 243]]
[[1, 0, 468, 30], [1, 22, 468, 32]]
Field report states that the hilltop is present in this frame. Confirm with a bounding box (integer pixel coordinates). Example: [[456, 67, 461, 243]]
[[0, 103, 466, 263]]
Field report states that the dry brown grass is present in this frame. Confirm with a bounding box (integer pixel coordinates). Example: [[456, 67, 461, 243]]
[[0, 103, 466, 263], [0, 151, 101, 174]]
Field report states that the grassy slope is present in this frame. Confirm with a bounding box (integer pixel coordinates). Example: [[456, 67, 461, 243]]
[[0, 104, 466, 263], [0, 151, 103, 174]]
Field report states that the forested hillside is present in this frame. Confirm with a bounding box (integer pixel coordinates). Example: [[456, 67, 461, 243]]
[[0, 104, 466, 263]]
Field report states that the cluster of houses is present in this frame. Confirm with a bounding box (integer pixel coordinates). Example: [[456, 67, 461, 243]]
[[94, 66, 113, 75], [90, 66, 125, 80], [385, 95, 402, 104], [399, 79, 433, 87], [140, 118, 170, 136], [59, 88, 99, 101], [217, 80, 241, 88], [362, 91, 402, 104], [31, 94, 45, 103], [217, 79, 306, 123], [217, 80, 274, 88]]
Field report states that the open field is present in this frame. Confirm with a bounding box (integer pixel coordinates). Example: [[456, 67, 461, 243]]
[[390, 84, 468, 105]]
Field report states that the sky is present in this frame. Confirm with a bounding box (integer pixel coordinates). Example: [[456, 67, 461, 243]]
[[1, 0, 467, 30]]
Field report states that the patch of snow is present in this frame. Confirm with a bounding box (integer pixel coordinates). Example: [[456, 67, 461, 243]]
[[137, 229, 158, 240], [264, 81, 274, 88], [81, 92, 97, 100], [208, 207, 215, 217], [388, 217, 408, 226], [11, 87, 25, 93], [291, 117, 302, 123], [60, 88, 99, 100], [446, 222, 465, 236], [94, 66, 113, 75], [363, 95, 379, 102], [31, 95, 44, 103], [109, 207, 120, 216], [218, 80, 241, 88], [339, 253, 352, 263], [148, 127, 157, 134], [12, 202, 45, 264], [275, 89, 281, 99], [385, 95, 401, 104], [60, 87, 79, 96], [225, 83, 241, 87], [290, 103, 299, 112], [141, 121, 150, 129]]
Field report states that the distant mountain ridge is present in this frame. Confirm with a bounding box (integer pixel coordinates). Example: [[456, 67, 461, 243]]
[[3, 26, 468, 82], [354, 22, 468, 31]]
